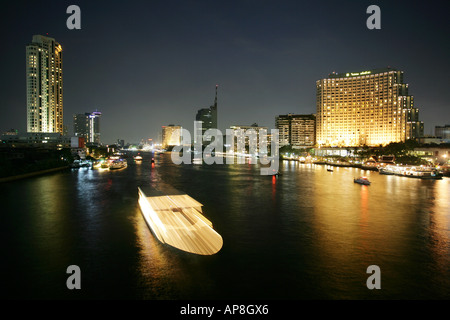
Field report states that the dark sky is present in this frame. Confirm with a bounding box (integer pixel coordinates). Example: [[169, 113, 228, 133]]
[[1, 0, 449, 144]]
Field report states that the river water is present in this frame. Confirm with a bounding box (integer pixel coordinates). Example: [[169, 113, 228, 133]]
[[1, 152, 449, 299]]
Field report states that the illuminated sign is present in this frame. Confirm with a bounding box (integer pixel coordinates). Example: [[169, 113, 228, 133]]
[[346, 71, 372, 77]]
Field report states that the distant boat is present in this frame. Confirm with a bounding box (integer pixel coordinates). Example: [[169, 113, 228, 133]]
[[327, 167, 333, 172], [70, 160, 91, 168], [378, 166, 396, 175], [354, 176, 371, 185], [134, 155, 143, 161], [379, 165, 442, 179], [100, 162, 109, 169], [109, 159, 127, 170], [259, 168, 280, 176], [70, 160, 81, 168]]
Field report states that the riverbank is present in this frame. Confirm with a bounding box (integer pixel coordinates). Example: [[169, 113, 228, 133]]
[[0, 166, 70, 183], [281, 158, 377, 170]]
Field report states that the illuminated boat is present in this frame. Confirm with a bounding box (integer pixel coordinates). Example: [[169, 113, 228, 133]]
[[109, 158, 127, 170], [134, 154, 143, 161], [138, 186, 223, 255], [354, 176, 371, 185], [379, 165, 442, 179], [101, 163, 109, 169], [378, 165, 397, 175], [402, 166, 442, 179]]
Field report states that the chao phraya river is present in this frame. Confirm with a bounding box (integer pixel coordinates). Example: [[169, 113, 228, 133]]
[[1, 152, 449, 299]]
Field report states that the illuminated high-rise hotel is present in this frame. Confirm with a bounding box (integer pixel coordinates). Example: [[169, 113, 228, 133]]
[[316, 68, 423, 147], [26, 35, 63, 133]]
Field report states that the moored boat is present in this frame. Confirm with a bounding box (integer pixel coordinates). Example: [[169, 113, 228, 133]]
[[378, 165, 442, 179], [378, 165, 397, 175]]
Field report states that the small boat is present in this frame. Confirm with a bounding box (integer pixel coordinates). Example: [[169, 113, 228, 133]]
[[354, 176, 371, 185], [70, 160, 81, 168], [100, 162, 109, 169], [258, 167, 281, 176], [327, 168, 333, 172], [273, 169, 282, 176], [134, 155, 143, 161], [109, 159, 127, 170]]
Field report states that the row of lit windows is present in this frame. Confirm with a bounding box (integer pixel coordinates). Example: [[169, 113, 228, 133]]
[[320, 82, 396, 89]]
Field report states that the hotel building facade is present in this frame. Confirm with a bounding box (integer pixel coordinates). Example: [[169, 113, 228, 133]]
[[26, 35, 63, 134], [316, 68, 423, 147]]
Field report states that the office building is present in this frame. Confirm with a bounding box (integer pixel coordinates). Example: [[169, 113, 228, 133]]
[[195, 85, 218, 143], [316, 67, 423, 147], [435, 125, 450, 139], [26, 35, 63, 133], [73, 111, 102, 144], [229, 123, 270, 155], [275, 114, 316, 148]]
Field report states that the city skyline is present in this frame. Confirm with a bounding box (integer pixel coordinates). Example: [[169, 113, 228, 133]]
[[1, 0, 449, 144]]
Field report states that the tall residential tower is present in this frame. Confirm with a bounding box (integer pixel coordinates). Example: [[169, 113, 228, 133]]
[[316, 68, 423, 147], [26, 35, 63, 134]]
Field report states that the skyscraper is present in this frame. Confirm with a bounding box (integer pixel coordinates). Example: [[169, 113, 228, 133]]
[[316, 68, 423, 147], [73, 111, 102, 144], [26, 35, 63, 133], [195, 85, 218, 142]]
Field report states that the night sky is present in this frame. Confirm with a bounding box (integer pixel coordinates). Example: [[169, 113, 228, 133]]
[[1, 0, 449, 144]]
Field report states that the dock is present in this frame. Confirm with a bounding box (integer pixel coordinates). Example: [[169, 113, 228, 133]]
[[138, 186, 223, 255]]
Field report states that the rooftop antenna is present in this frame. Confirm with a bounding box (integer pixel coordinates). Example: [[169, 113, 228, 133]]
[[214, 84, 218, 109]]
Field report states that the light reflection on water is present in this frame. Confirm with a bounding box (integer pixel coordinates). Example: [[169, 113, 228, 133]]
[[1, 153, 449, 299]]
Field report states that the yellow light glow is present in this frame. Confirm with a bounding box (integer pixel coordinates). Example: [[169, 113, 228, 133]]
[[137, 188, 223, 255]]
